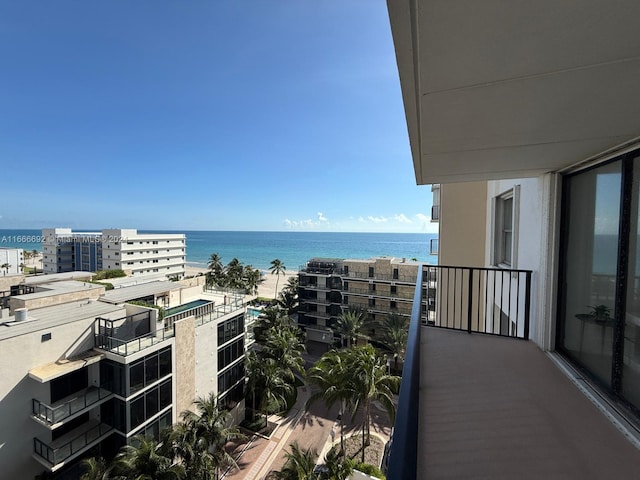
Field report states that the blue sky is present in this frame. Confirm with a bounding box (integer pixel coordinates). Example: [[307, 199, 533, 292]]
[[0, 1, 434, 233]]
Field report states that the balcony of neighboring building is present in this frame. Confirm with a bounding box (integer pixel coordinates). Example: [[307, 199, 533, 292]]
[[94, 311, 173, 357], [33, 420, 113, 472], [31, 385, 113, 429], [342, 271, 417, 284], [386, 266, 640, 479]]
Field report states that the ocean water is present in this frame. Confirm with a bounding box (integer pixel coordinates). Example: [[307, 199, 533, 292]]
[[0, 229, 438, 271]]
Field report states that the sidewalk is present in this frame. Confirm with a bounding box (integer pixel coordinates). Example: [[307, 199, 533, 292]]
[[223, 382, 313, 480]]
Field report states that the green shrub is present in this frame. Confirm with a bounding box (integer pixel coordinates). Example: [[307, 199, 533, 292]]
[[127, 300, 165, 320], [354, 462, 386, 479], [85, 279, 114, 290], [93, 269, 126, 280]]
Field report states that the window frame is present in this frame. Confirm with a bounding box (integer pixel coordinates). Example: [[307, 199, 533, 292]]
[[493, 186, 520, 268]]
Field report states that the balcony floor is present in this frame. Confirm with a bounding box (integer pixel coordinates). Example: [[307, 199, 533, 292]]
[[419, 327, 640, 479]]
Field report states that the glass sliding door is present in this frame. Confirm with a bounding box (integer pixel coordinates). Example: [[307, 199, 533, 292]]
[[560, 161, 621, 388], [623, 153, 640, 406], [559, 150, 640, 415]]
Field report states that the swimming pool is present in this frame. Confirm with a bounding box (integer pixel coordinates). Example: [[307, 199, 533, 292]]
[[165, 299, 212, 317]]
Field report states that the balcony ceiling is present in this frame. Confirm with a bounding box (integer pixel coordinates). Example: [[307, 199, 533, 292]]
[[387, 0, 640, 184]]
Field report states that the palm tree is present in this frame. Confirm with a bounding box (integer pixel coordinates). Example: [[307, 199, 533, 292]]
[[244, 350, 263, 422], [80, 457, 111, 480], [258, 358, 295, 424], [346, 345, 400, 463], [277, 289, 298, 316], [1, 263, 10, 276], [207, 253, 224, 286], [243, 265, 261, 295], [110, 435, 185, 480], [380, 313, 410, 371], [335, 308, 366, 347], [179, 393, 246, 479], [19, 262, 26, 273], [253, 307, 288, 345], [263, 326, 306, 383], [269, 259, 286, 298], [225, 258, 243, 289], [321, 447, 354, 480], [306, 349, 352, 454], [266, 442, 318, 480], [282, 276, 299, 295]]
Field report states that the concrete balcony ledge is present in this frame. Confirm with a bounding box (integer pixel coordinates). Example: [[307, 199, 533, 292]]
[[419, 327, 640, 479]]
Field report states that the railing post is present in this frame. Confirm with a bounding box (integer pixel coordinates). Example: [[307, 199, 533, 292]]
[[467, 268, 473, 334], [524, 271, 532, 340]]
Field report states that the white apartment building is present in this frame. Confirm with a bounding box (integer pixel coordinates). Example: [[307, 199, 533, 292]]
[[42, 228, 186, 279], [0, 247, 24, 276], [0, 275, 246, 479]]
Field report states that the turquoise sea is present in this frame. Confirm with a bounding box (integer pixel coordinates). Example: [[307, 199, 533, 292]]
[[0, 229, 438, 271]]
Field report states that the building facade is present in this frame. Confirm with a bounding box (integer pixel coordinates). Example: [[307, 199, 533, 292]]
[[42, 228, 186, 279], [298, 257, 418, 344], [0, 275, 246, 479], [0, 247, 25, 276]]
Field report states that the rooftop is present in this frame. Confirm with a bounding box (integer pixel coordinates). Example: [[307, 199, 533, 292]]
[[23, 272, 94, 285], [0, 300, 124, 341], [13, 281, 103, 301], [101, 281, 179, 304]]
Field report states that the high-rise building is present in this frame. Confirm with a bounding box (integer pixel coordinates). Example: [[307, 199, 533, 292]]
[[0, 247, 24, 276], [42, 228, 186, 279]]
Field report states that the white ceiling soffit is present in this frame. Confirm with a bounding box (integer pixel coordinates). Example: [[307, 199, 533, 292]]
[[387, 0, 640, 184]]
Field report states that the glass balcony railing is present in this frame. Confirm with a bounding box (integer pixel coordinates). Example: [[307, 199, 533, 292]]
[[32, 386, 112, 426], [33, 422, 112, 469]]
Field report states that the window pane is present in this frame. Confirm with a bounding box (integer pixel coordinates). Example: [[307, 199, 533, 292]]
[[159, 349, 171, 378], [129, 361, 144, 394], [145, 354, 159, 385], [130, 396, 145, 429], [560, 161, 620, 388]]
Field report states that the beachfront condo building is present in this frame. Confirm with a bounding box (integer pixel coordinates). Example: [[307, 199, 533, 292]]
[[42, 228, 186, 279], [0, 247, 24, 276], [385, 1, 640, 478], [298, 256, 419, 345], [0, 273, 246, 479]]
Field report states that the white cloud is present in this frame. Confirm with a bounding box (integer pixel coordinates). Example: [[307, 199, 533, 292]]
[[367, 216, 388, 223], [415, 213, 429, 223], [394, 213, 411, 223], [283, 214, 330, 230]]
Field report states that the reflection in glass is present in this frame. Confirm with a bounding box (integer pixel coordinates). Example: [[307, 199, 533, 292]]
[[623, 155, 640, 407], [561, 162, 621, 387]]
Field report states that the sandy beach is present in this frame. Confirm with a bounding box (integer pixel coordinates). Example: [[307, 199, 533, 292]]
[[184, 266, 297, 300]]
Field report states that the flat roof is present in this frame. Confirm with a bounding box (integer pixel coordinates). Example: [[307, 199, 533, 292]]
[[23, 272, 94, 285], [0, 300, 124, 341], [101, 281, 179, 304], [14, 280, 103, 301]]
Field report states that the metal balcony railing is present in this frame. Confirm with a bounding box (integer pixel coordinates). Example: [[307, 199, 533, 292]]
[[32, 386, 112, 426], [33, 422, 112, 469], [342, 271, 417, 283], [424, 265, 532, 338], [386, 264, 533, 477]]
